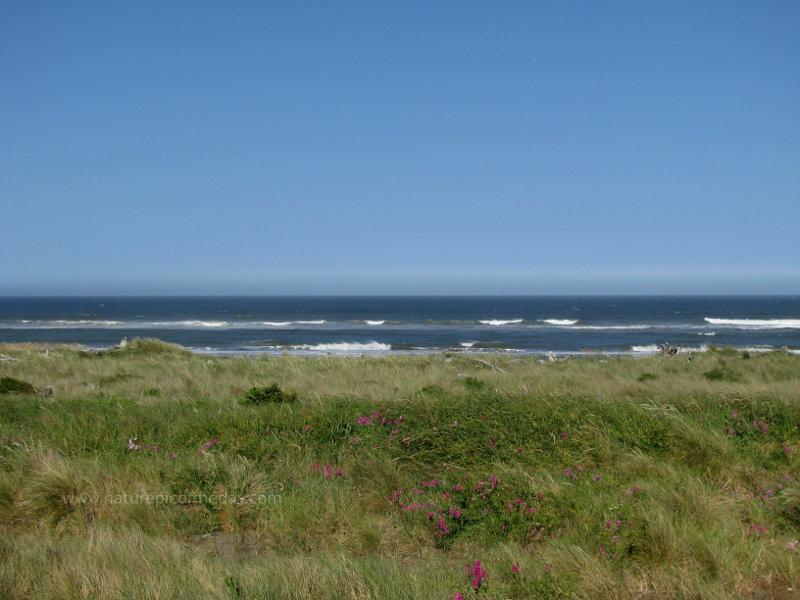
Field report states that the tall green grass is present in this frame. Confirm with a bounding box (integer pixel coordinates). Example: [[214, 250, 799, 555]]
[[0, 342, 798, 599]]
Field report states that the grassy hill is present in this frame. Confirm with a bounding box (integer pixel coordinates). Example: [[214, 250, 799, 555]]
[[1, 341, 798, 599]]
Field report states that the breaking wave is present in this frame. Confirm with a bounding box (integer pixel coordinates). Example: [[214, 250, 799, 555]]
[[365, 320, 386, 325], [479, 319, 524, 326], [570, 324, 651, 330], [158, 320, 230, 327], [704, 318, 800, 329], [1, 319, 331, 329], [293, 342, 391, 352], [40, 319, 126, 327], [630, 344, 708, 353], [540, 319, 578, 325], [631, 345, 660, 353]]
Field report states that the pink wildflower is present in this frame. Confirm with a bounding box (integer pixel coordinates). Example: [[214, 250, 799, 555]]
[[466, 560, 487, 590], [435, 516, 449, 536]]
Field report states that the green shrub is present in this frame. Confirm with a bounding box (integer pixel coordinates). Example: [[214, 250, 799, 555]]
[[461, 376, 490, 392], [703, 367, 743, 383], [0, 376, 36, 395], [240, 383, 297, 405]]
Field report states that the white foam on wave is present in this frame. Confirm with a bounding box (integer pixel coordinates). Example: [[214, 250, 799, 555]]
[[365, 320, 386, 325], [704, 318, 800, 329], [631, 344, 708, 354], [631, 345, 660, 353], [739, 346, 800, 355], [460, 342, 476, 348], [18, 319, 126, 328], [540, 319, 578, 326], [295, 341, 392, 352], [739, 346, 777, 353], [571, 324, 651, 330], [169, 320, 230, 327], [698, 332, 716, 336], [2, 318, 331, 330], [480, 319, 524, 326], [683, 345, 708, 353]]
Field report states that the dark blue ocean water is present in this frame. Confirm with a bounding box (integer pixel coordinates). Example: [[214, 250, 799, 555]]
[[0, 296, 798, 355]]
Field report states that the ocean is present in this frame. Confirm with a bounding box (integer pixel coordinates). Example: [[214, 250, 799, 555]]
[[0, 296, 798, 356]]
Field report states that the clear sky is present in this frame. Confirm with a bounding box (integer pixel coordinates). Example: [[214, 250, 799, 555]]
[[1, 1, 798, 295]]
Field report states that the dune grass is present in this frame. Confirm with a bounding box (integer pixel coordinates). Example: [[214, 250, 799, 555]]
[[0, 341, 798, 599]]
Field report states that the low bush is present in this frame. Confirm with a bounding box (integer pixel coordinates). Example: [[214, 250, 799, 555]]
[[0, 376, 36, 395], [240, 383, 297, 404], [704, 367, 744, 383]]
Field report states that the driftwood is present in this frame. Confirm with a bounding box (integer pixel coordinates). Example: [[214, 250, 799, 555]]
[[657, 343, 680, 356], [471, 358, 506, 373], [0, 354, 18, 362]]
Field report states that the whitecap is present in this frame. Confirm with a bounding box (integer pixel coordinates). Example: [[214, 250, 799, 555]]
[[152, 320, 230, 328], [631, 345, 660, 353], [295, 342, 391, 352], [739, 346, 777, 354], [630, 344, 708, 353], [31, 319, 126, 327], [704, 318, 800, 329], [540, 319, 578, 326], [365, 320, 386, 325], [479, 319, 524, 326], [571, 324, 651, 330]]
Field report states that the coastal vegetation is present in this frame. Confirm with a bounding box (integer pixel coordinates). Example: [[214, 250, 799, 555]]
[[0, 341, 798, 599]]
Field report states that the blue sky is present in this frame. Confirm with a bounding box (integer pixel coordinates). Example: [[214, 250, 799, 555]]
[[1, 1, 798, 294]]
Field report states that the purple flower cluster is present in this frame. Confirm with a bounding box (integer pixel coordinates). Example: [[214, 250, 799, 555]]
[[466, 560, 487, 590]]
